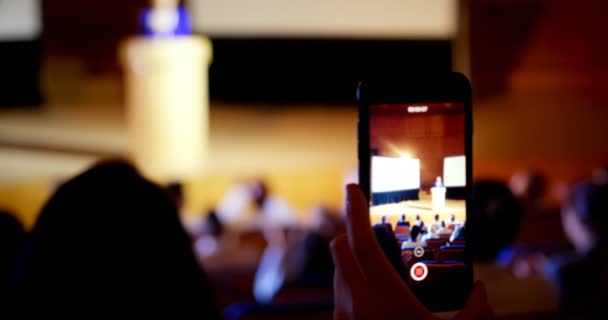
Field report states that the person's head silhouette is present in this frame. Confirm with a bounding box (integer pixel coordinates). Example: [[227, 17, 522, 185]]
[[251, 179, 269, 210], [471, 180, 522, 261], [410, 225, 422, 242], [0, 210, 25, 298], [19, 160, 219, 317], [562, 179, 608, 253]]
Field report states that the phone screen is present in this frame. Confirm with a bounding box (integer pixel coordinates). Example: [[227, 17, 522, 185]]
[[368, 101, 468, 310]]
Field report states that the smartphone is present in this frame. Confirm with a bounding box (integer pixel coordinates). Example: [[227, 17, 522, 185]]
[[357, 73, 473, 312]]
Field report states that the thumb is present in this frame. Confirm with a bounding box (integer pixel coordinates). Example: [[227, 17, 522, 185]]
[[454, 282, 493, 320]]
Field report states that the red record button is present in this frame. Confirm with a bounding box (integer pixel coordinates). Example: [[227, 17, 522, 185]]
[[410, 262, 428, 282]]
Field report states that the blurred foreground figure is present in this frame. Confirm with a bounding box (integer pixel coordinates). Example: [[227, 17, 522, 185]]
[[472, 180, 557, 316], [0, 210, 25, 301], [543, 178, 608, 318], [253, 206, 343, 303], [216, 179, 296, 230], [17, 161, 220, 318], [510, 170, 549, 215]]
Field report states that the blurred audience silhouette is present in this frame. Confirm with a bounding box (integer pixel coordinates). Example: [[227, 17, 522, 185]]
[[16, 161, 220, 318], [472, 180, 557, 317], [0, 210, 26, 302], [401, 225, 426, 249], [510, 170, 549, 216], [5, 160, 608, 319], [541, 178, 608, 318], [396, 214, 410, 227], [217, 179, 296, 230], [253, 206, 343, 304]]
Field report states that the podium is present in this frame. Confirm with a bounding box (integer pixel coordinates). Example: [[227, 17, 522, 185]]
[[431, 186, 446, 212], [121, 36, 212, 180]]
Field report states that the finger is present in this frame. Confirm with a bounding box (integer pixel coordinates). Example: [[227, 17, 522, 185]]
[[331, 235, 369, 320], [345, 184, 407, 291], [345, 184, 432, 319], [454, 282, 494, 320], [333, 266, 349, 320]]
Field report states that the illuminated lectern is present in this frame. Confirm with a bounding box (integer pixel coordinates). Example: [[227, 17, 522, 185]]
[[120, 0, 212, 180]]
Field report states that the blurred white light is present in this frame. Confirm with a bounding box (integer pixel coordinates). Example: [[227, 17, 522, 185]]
[[372, 156, 420, 193], [443, 155, 466, 187], [407, 106, 429, 113], [0, 0, 41, 40], [187, 0, 457, 38], [398, 151, 413, 159]]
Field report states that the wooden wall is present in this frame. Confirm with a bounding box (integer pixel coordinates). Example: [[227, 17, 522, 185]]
[[470, 0, 608, 185], [371, 112, 465, 188]]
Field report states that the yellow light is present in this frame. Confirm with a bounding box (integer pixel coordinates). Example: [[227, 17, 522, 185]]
[[398, 151, 413, 159], [121, 36, 213, 181]]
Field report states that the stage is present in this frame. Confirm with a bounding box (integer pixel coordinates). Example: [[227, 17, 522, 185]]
[[370, 191, 466, 227]]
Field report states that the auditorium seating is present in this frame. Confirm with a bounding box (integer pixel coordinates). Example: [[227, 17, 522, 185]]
[[401, 247, 434, 267], [238, 230, 268, 251], [438, 233, 452, 241], [425, 238, 448, 252], [451, 239, 465, 246], [394, 225, 410, 236], [395, 234, 409, 242], [394, 226, 410, 242], [436, 245, 465, 261], [224, 299, 334, 320]]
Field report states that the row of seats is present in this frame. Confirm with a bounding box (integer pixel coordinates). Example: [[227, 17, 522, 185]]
[[394, 226, 458, 243], [401, 245, 466, 267]]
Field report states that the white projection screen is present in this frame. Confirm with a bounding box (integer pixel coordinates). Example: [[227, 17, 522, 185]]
[[443, 155, 466, 187], [186, 0, 456, 38], [371, 156, 420, 193], [0, 0, 41, 41]]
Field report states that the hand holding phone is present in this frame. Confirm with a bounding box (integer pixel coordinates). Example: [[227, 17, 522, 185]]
[[331, 184, 492, 320], [357, 73, 473, 311]]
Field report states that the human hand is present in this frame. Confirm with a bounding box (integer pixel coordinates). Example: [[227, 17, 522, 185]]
[[331, 184, 493, 320]]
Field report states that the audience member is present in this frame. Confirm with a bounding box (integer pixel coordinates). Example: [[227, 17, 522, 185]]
[[216, 179, 296, 229], [194, 209, 233, 258], [165, 182, 201, 237], [450, 225, 465, 243], [509, 170, 568, 247], [0, 210, 25, 302], [541, 179, 608, 317], [435, 221, 452, 237], [17, 161, 220, 318], [591, 165, 608, 185], [401, 225, 426, 249], [166, 181, 185, 211], [510, 170, 549, 216], [284, 207, 344, 289], [419, 221, 428, 234], [430, 214, 441, 235], [449, 213, 463, 229], [471, 180, 524, 261], [472, 180, 557, 316], [253, 207, 343, 303], [380, 215, 392, 229], [396, 214, 410, 227]]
